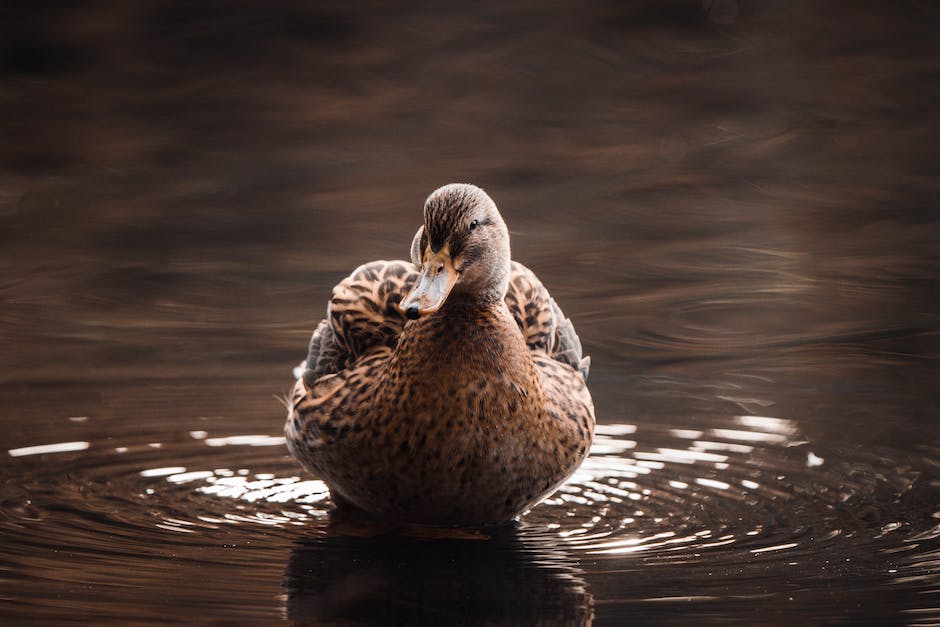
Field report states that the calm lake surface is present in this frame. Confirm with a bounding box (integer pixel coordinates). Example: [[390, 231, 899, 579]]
[[2, 1, 939, 623]]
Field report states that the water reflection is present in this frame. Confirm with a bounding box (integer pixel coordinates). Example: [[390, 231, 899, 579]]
[[8, 440, 90, 457], [1, 400, 938, 623], [284, 529, 594, 625], [1, 0, 939, 622]]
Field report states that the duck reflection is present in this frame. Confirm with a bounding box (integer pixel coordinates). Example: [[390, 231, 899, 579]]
[[283, 524, 594, 625]]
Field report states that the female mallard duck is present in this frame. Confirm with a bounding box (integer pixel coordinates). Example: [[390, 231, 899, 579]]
[[286, 183, 594, 526]]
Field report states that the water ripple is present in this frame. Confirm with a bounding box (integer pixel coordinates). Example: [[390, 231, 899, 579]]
[[1, 412, 938, 623]]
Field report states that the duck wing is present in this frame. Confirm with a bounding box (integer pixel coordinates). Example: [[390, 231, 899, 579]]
[[301, 259, 589, 386], [504, 261, 591, 381], [301, 260, 417, 385]]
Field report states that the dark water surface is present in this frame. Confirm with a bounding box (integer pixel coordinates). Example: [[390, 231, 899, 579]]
[[2, 1, 939, 624]]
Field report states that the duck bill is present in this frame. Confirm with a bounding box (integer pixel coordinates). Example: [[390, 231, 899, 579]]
[[400, 248, 459, 320]]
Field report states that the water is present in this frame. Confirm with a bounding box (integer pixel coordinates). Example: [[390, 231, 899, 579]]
[[2, 1, 939, 623]]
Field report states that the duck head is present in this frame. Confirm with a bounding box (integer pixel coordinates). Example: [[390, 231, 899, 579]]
[[400, 184, 511, 320]]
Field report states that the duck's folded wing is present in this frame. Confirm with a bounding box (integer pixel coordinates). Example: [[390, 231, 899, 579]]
[[302, 260, 417, 385], [550, 299, 591, 382], [504, 261, 590, 381]]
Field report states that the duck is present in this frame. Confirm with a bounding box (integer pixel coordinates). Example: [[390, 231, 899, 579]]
[[286, 183, 594, 526]]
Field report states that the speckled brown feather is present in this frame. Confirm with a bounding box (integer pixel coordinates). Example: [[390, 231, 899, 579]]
[[301, 260, 584, 383], [287, 258, 593, 525], [287, 185, 594, 525], [301, 260, 417, 385]]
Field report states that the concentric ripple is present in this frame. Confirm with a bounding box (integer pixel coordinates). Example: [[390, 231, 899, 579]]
[[531, 418, 930, 557], [2, 410, 938, 623]]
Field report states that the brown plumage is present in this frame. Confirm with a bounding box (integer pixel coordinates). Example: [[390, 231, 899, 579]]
[[286, 183, 594, 526]]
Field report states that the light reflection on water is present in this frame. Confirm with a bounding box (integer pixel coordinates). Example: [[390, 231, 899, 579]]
[[2, 389, 939, 623], [2, 0, 939, 623], [174, 414, 925, 582], [71, 410, 833, 562]]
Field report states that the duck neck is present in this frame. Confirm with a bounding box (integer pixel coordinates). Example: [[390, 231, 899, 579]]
[[395, 299, 532, 377], [444, 283, 506, 309], [440, 291, 501, 312]]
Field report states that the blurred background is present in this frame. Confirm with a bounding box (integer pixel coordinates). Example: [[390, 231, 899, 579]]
[[2, 0, 938, 414], [1, 0, 938, 623]]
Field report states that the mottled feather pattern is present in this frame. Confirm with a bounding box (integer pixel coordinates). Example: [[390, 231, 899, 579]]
[[305, 259, 587, 387], [549, 299, 591, 381], [424, 185, 485, 252], [504, 261, 589, 380], [290, 290, 591, 524], [328, 260, 417, 359], [504, 261, 556, 354], [302, 260, 416, 384], [302, 320, 345, 385], [288, 191, 594, 525]]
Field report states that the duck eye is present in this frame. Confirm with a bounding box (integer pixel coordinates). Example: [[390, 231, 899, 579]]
[[469, 219, 480, 231]]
